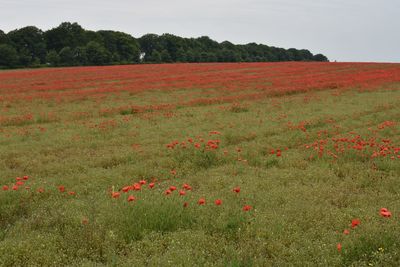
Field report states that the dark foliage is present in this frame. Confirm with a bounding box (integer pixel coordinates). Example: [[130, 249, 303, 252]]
[[0, 22, 328, 69]]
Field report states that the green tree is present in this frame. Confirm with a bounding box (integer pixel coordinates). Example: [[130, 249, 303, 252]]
[[160, 49, 172, 63], [46, 50, 60, 66], [73, 46, 87, 65], [149, 50, 162, 63], [85, 41, 111, 65], [0, 30, 9, 44], [7, 26, 47, 65], [176, 48, 187, 62], [313, 54, 328, 62], [59, 46, 74, 65], [44, 22, 87, 52], [98, 31, 140, 63], [139, 34, 160, 57], [0, 44, 18, 67]]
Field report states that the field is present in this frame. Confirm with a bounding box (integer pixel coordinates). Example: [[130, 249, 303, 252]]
[[0, 62, 399, 266]]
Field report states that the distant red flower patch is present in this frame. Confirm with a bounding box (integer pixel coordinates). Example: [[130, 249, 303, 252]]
[[198, 198, 206, 205], [215, 199, 222, 206]]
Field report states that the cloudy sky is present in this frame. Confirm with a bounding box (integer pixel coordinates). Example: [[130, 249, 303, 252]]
[[1, 0, 399, 62]]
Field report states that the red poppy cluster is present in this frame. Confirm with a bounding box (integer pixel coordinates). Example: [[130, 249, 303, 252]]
[[109, 178, 253, 213], [269, 148, 288, 157], [1, 176, 76, 195], [336, 208, 394, 253], [305, 130, 399, 161], [2, 63, 400, 126], [166, 134, 221, 151], [2, 175, 30, 191]]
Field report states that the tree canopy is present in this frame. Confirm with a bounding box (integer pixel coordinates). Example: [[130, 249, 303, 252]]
[[0, 22, 328, 69]]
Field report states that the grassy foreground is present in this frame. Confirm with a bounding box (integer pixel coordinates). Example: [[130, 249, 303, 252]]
[[0, 67, 400, 266]]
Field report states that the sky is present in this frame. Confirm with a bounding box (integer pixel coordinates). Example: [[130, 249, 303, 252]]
[[1, 0, 399, 62]]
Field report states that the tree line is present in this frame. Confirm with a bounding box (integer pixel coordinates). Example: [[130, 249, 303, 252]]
[[0, 22, 328, 69]]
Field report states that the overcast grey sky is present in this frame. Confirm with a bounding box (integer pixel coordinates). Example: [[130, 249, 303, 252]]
[[1, 0, 399, 62]]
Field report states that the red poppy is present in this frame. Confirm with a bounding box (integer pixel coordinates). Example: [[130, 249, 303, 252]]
[[16, 181, 24, 186], [351, 219, 360, 228], [165, 189, 172, 195], [16, 177, 22, 181], [133, 183, 141, 190], [127, 195, 136, 202], [194, 143, 201, 149], [179, 190, 186, 196], [343, 229, 350, 235], [243, 205, 252, 211], [68, 191, 76, 196], [183, 183, 192, 190], [2, 185, 9, 191], [82, 218, 89, 225], [112, 192, 120, 198], [12, 185, 18, 191], [215, 199, 222, 206], [122, 186, 131, 192], [23, 175, 29, 180], [337, 243, 342, 252], [169, 186, 177, 191], [183, 202, 189, 208], [198, 198, 206, 205], [37, 188, 44, 193], [233, 187, 240, 193], [149, 182, 155, 189], [58, 185, 65, 193], [170, 170, 177, 176], [139, 180, 147, 185], [380, 208, 392, 218], [276, 150, 282, 157]]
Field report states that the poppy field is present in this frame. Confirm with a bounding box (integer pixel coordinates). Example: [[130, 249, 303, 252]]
[[0, 62, 399, 266]]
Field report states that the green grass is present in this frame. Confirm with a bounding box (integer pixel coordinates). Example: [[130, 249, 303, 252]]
[[0, 86, 399, 266]]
